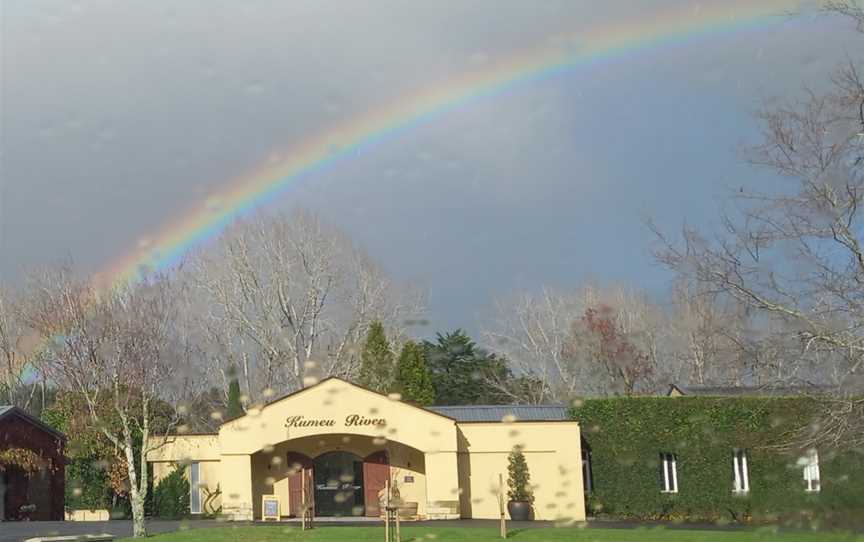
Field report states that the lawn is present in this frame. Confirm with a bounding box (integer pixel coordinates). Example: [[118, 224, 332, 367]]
[[120, 525, 864, 542]]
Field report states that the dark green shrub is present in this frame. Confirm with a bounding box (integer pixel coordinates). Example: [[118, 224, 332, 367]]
[[151, 464, 190, 519], [573, 397, 864, 529], [64, 457, 111, 510]]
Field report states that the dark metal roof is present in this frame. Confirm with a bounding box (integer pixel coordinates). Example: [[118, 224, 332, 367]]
[[0, 405, 66, 440], [427, 404, 569, 422], [668, 384, 829, 397]]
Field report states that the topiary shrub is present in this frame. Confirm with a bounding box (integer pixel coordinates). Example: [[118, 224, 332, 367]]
[[507, 446, 534, 503], [151, 464, 190, 519]]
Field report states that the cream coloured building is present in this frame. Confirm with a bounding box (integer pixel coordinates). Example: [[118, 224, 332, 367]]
[[148, 377, 585, 522]]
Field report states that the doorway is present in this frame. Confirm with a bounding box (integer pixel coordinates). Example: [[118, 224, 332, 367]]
[[313, 452, 364, 517]]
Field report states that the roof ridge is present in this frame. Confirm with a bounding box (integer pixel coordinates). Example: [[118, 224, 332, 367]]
[[0, 405, 66, 440], [429, 404, 567, 409]]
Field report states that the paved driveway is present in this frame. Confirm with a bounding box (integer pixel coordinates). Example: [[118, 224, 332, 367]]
[[0, 520, 228, 542]]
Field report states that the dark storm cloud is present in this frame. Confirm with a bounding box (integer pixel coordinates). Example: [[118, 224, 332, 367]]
[[1, 0, 861, 332]]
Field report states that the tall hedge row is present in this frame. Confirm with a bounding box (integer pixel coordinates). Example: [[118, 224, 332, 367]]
[[572, 397, 864, 528]]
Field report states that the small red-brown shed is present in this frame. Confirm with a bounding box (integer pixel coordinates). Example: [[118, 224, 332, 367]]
[[0, 405, 65, 521]]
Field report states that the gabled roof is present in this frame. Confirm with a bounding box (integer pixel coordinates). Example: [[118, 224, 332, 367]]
[[220, 377, 570, 426], [428, 404, 569, 422], [0, 405, 66, 440], [221, 376, 458, 426]]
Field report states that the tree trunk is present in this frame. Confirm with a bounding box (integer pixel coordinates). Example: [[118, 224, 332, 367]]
[[130, 489, 147, 538], [242, 352, 252, 400], [124, 442, 147, 537]]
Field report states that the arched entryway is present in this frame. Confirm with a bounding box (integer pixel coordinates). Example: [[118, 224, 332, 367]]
[[252, 433, 424, 519], [283, 448, 391, 517]]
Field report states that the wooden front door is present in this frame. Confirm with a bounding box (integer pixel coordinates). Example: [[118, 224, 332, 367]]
[[286, 452, 313, 517], [362, 451, 389, 517]]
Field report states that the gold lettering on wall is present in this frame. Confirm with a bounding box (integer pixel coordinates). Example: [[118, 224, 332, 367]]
[[284, 414, 387, 429]]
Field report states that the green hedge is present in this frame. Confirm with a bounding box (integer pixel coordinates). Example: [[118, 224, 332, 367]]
[[572, 397, 864, 528]]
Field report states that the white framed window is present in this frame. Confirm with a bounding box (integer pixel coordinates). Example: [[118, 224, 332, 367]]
[[660, 453, 678, 493], [802, 449, 820, 493], [582, 457, 593, 493], [732, 449, 750, 494], [190, 462, 201, 514]]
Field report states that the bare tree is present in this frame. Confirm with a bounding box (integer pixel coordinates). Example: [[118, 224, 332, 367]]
[[564, 304, 656, 397], [0, 286, 36, 408], [650, 8, 864, 445], [185, 210, 422, 400], [484, 285, 666, 400], [483, 287, 579, 402], [23, 265, 188, 537], [666, 279, 753, 386]]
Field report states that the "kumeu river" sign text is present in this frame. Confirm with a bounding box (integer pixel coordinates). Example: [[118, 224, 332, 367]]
[[284, 414, 386, 429]]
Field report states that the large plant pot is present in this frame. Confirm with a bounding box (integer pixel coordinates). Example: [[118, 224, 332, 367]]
[[507, 501, 531, 521]]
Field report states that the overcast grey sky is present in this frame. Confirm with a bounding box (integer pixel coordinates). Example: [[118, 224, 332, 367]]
[[1, 1, 862, 335]]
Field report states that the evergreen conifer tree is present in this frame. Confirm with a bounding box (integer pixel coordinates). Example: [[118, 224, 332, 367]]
[[226, 365, 243, 418], [358, 321, 395, 392], [422, 330, 511, 405], [395, 340, 435, 405]]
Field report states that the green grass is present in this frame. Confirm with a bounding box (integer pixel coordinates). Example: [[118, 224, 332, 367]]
[[121, 525, 864, 542]]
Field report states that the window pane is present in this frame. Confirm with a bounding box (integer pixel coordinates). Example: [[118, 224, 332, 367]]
[[190, 462, 201, 514]]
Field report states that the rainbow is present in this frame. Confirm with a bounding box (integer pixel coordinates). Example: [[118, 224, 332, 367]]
[[93, 0, 798, 289]]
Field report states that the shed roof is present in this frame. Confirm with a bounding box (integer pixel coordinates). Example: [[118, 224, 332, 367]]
[[427, 404, 569, 422], [0, 405, 66, 440]]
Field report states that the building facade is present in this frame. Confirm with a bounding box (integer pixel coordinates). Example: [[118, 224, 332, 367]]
[[0, 406, 66, 521], [148, 377, 585, 522]]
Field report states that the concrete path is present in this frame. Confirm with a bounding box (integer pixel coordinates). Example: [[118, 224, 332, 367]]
[[0, 520, 224, 542]]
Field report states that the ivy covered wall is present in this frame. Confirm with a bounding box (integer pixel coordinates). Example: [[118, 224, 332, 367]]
[[573, 397, 864, 528]]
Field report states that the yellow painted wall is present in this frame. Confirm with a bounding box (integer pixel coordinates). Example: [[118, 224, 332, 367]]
[[218, 378, 458, 455], [146, 378, 585, 522], [149, 434, 220, 462], [456, 422, 585, 522]]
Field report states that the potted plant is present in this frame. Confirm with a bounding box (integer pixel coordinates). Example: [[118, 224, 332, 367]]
[[506, 446, 533, 521]]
